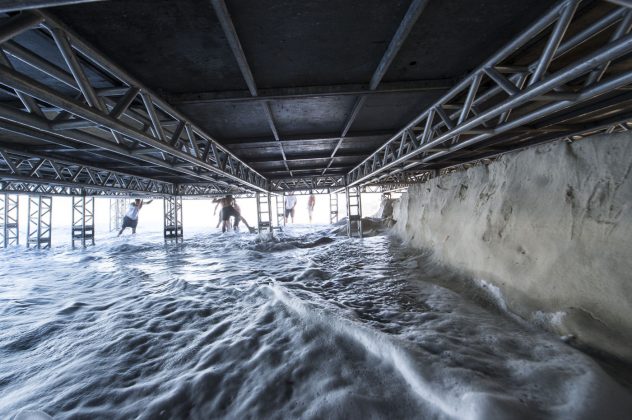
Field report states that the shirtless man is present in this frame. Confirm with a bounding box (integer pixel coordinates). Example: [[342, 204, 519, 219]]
[[213, 195, 254, 233]]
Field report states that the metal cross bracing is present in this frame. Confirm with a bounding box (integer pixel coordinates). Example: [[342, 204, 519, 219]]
[[71, 194, 94, 247], [256, 191, 272, 233], [346, 0, 632, 188], [176, 183, 253, 197], [26, 194, 51, 248], [269, 175, 345, 194], [1, 193, 19, 246], [0, 147, 174, 195], [329, 193, 339, 224], [0, 10, 268, 193], [345, 186, 362, 238], [163, 195, 183, 239]]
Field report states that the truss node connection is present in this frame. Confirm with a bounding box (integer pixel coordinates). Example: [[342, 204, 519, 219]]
[[0, 10, 268, 193], [346, 0, 632, 187]]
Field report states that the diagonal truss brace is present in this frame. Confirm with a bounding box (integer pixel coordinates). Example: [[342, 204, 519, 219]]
[[0, 10, 268, 192], [347, 0, 632, 187], [0, 147, 175, 195]]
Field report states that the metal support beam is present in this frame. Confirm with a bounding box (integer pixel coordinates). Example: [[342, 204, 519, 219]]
[[26, 194, 51, 248], [166, 79, 454, 104], [329, 193, 338, 224], [347, 0, 632, 187], [0, 11, 268, 191], [210, 0, 290, 176], [0, 1, 106, 13], [0, 146, 175, 195], [1, 193, 19, 247], [324, 0, 430, 174], [71, 194, 94, 247], [109, 197, 128, 231], [345, 186, 362, 238], [256, 191, 272, 233], [163, 195, 182, 239], [275, 193, 284, 228]]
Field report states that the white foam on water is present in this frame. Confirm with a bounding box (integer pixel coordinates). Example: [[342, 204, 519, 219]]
[[0, 226, 630, 419]]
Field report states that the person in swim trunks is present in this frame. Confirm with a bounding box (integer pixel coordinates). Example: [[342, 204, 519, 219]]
[[284, 192, 297, 225], [213, 195, 254, 233], [118, 198, 153, 236]]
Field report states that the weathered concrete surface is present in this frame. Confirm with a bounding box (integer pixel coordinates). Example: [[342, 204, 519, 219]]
[[393, 132, 632, 362]]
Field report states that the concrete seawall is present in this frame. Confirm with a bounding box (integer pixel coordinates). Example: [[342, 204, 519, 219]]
[[392, 132, 632, 362]]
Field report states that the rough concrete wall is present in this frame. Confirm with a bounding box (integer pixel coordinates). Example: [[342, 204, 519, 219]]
[[393, 131, 632, 362]]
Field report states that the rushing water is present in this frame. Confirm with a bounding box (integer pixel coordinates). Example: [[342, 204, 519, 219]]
[[1, 226, 631, 419]]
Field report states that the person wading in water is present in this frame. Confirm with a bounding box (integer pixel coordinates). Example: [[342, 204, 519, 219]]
[[213, 195, 254, 233], [118, 199, 153, 236]]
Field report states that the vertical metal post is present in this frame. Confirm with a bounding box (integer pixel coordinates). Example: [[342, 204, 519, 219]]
[[256, 191, 272, 233], [1, 193, 19, 247], [329, 192, 338, 224], [109, 198, 129, 232], [275, 193, 285, 228], [27, 195, 52, 249], [72, 195, 94, 247], [345, 187, 363, 238], [163, 195, 183, 240]]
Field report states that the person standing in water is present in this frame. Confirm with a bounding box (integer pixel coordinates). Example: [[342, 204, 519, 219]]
[[284, 192, 297, 225], [213, 194, 254, 233], [118, 198, 153, 236], [307, 192, 316, 223]]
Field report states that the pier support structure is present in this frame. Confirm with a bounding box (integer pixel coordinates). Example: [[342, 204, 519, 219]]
[[329, 193, 339, 224], [163, 196, 183, 239], [256, 191, 273, 233], [1, 193, 19, 247], [109, 198, 129, 232], [275, 193, 285, 227], [346, 186, 363, 238], [27, 195, 52, 249], [71, 195, 94, 247]]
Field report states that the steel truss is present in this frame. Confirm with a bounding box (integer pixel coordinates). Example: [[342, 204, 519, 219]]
[[275, 194, 284, 228], [163, 196, 182, 239], [1, 193, 19, 247], [347, 0, 632, 187], [176, 183, 253, 197], [256, 191, 272, 233], [329, 193, 338, 224], [71, 194, 94, 247], [270, 175, 345, 193], [27, 194, 51, 248], [0, 147, 174, 195], [0, 10, 267, 192], [346, 187, 362, 238]]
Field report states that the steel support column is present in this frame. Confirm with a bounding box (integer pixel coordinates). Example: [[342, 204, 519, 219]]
[[256, 191, 272, 233], [109, 198, 129, 231], [71, 194, 94, 247], [345, 187, 362, 238], [329, 193, 338, 224], [163, 196, 182, 239], [275, 193, 284, 228], [1, 193, 19, 247], [27, 194, 52, 248]]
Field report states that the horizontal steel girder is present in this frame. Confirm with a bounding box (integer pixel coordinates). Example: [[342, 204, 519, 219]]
[[0, 1, 106, 13], [165, 79, 455, 104], [0, 146, 175, 195], [0, 10, 268, 192], [269, 175, 346, 193], [347, 0, 632, 187]]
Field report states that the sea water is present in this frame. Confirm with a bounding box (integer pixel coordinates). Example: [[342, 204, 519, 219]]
[[1, 226, 631, 419]]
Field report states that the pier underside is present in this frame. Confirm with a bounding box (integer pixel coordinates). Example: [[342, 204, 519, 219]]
[[0, 0, 631, 197]]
